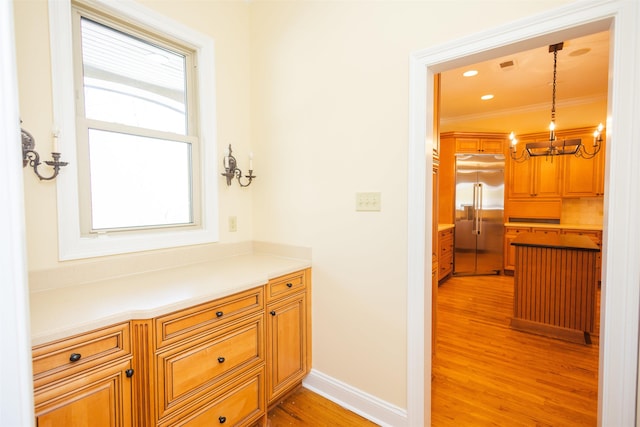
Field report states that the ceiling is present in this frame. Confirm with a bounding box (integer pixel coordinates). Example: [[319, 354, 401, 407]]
[[439, 30, 610, 135]]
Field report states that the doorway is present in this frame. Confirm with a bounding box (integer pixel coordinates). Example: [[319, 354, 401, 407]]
[[407, 2, 640, 426]]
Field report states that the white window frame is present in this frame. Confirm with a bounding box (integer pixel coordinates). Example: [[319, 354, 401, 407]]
[[49, 0, 218, 260]]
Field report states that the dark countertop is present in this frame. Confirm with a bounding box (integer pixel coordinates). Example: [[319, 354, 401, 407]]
[[511, 232, 600, 251]]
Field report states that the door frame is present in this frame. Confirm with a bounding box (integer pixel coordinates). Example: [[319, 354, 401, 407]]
[[407, 1, 640, 425], [0, 1, 35, 425]]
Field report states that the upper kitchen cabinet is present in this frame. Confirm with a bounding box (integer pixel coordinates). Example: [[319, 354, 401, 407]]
[[562, 127, 606, 197], [507, 134, 563, 198], [448, 132, 506, 154]]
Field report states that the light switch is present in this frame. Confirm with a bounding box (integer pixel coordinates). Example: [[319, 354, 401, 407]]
[[356, 192, 381, 211]]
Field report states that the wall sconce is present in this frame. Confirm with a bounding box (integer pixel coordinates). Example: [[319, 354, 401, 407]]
[[221, 144, 255, 187], [21, 125, 68, 181]]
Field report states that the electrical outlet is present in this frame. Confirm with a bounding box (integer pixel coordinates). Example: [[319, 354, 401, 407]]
[[356, 192, 381, 211], [228, 216, 237, 232]]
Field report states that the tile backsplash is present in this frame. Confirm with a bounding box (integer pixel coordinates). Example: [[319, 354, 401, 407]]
[[561, 198, 604, 225]]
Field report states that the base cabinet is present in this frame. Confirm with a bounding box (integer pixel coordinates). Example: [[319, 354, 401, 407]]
[[33, 269, 311, 427], [33, 322, 134, 427], [266, 269, 311, 406]]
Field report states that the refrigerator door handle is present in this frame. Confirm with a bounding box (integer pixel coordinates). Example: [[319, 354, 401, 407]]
[[477, 183, 483, 235], [472, 183, 480, 235]]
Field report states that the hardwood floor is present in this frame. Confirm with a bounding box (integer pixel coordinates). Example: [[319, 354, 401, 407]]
[[432, 274, 599, 426], [267, 387, 379, 426], [266, 274, 599, 426]]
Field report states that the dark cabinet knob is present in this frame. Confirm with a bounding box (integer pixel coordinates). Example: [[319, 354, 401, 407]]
[[216, 311, 224, 318], [217, 357, 225, 363], [125, 369, 134, 378], [69, 353, 81, 362], [286, 282, 293, 288], [270, 310, 276, 316], [219, 416, 227, 424]]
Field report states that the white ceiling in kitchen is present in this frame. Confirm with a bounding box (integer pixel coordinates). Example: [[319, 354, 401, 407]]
[[439, 30, 610, 135]]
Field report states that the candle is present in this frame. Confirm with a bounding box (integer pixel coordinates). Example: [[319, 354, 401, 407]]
[[52, 131, 59, 152], [248, 152, 254, 170]]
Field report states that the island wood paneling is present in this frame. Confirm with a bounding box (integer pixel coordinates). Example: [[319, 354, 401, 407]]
[[511, 234, 598, 343]]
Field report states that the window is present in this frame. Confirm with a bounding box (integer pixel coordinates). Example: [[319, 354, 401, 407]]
[[50, 0, 218, 260]]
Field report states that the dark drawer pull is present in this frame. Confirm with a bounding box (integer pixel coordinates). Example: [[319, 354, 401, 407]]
[[69, 353, 81, 362], [270, 310, 276, 316], [219, 416, 227, 424], [125, 368, 134, 378], [216, 311, 224, 318], [286, 282, 293, 288], [217, 357, 225, 363]]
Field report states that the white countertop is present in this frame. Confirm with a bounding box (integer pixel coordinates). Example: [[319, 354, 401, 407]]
[[504, 222, 602, 231], [30, 253, 311, 346]]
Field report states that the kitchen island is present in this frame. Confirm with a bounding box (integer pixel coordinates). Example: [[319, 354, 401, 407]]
[[510, 232, 600, 344]]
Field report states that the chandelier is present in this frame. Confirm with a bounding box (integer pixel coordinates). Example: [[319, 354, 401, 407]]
[[509, 42, 603, 163]]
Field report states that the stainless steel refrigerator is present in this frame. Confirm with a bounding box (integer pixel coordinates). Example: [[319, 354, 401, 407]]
[[454, 154, 505, 275]]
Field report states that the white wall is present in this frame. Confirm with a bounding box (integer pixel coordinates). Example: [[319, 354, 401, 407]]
[[15, 0, 255, 271], [248, 0, 577, 408], [15, 0, 582, 418]]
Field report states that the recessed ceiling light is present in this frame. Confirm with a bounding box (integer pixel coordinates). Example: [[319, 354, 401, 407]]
[[569, 47, 591, 57], [481, 94, 494, 100], [463, 70, 478, 77]]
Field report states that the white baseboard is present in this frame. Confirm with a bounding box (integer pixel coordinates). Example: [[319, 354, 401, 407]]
[[302, 369, 408, 427]]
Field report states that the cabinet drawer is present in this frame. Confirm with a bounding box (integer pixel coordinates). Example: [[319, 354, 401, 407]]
[[156, 287, 263, 348], [33, 322, 131, 389], [160, 366, 264, 427], [156, 314, 264, 419], [532, 227, 561, 236], [266, 270, 307, 302]]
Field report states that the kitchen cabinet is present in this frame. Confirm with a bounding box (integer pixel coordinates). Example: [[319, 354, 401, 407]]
[[153, 286, 266, 426], [33, 322, 134, 427], [504, 225, 601, 276], [266, 269, 311, 406], [562, 229, 603, 282], [507, 150, 562, 198], [562, 128, 606, 197], [441, 132, 506, 154], [33, 268, 312, 427], [438, 227, 454, 281], [504, 226, 531, 272], [455, 137, 505, 153]]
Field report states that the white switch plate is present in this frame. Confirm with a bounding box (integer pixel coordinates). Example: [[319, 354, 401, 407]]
[[356, 192, 381, 211], [229, 216, 237, 232]]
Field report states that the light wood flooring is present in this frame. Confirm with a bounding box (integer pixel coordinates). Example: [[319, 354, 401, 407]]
[[432, 274, 599, 426], [266, 274, 599, 426], [267, 387, 378, 426]]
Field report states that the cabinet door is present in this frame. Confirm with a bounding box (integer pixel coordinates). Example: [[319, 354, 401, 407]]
[[266, 294, 307, 405], [563, 152, 605, 197], [534, 157, 562, 197], [504, 227, 531, 271], [508, 156, 561, 198], [35, 359, 133, 427], [508, 158, 535, 198], [455, 138, 481, 153], [480, 138, 504, 154]]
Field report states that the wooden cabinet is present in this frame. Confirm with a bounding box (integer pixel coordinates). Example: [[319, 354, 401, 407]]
[[33, 268, 312, 427], [153, 287, 266, 426], [441, 132, 505, 155], [438, 227, 454, 281], [455, 137, 505, 153], [33, 322, 134, 427], [504, 226, 531, 271], [562, 129, 606, 197], [508, 152, 562, 198], [266, 269, 311, 406], [562, 229, 603, 282], [504, 226, 601, 277]]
